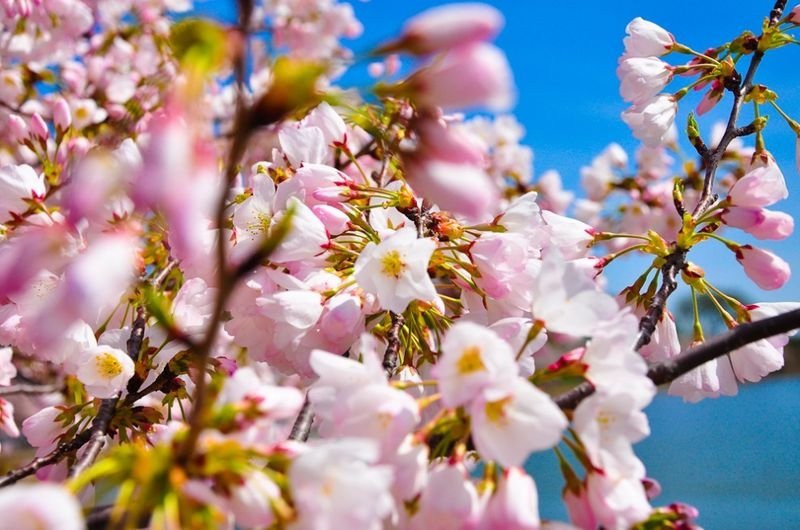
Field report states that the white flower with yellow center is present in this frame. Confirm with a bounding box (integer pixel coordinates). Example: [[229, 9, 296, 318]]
[[354, 226, 438, 314], [470, 378, 567, 468], [77, 345, 135, 399], [431, 321, 518, 408]]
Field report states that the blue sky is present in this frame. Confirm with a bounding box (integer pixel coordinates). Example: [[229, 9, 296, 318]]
[[194, 0, 800, 304]]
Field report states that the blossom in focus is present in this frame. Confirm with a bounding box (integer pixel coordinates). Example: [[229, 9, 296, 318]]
[[623, 17, 674, 57], [431, 321, 518, 408], [734, 245, 791, 291], [617, 57, 673, 104], [354, 227, 437, 313], [76, 344, 135, 398], [0, 164, 45, 220], [727, 158, 788, 208], [621, 94, 677, 147], [721, 206, 794, 240], [470, 378, 567, 467]]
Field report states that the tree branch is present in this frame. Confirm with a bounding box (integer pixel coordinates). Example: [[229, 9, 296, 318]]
[[555, 307, 800, 410], [383, 312, 405, 376], [635, 250, 687, 350], [692, 0, 788, 217], [287, 395, 314, 442], [0, 383, 62, 396], [0, 430, 92, 487]]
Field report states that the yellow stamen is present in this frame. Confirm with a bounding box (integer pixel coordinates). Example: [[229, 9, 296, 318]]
[[95, 352, 123, 379], [380, 250, 406, 278], [456, 345, 486, 374]]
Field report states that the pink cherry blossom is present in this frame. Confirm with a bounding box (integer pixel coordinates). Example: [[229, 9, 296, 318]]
[[0, 164, 45, 219], [727, 158, 788, 208], [0, 484, 84, 530], [481, 467, 541, 530], [410, 463, 481, 530]]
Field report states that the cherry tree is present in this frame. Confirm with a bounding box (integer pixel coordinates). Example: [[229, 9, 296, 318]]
[[0, 0, 797, 528]]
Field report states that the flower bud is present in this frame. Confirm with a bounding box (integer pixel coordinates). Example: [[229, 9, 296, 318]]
[[406, 43, 514, 112], [379, 3, 504, 56], [623, 17, 675, 57], [722, 206, 794, 240], [734, 244, 790, 290], [30, 113, 49, 141], [53, 96, 72, 132], [7, 114, 28, 143], [727, 157, 787, 208], [789, 5, 800, 24]]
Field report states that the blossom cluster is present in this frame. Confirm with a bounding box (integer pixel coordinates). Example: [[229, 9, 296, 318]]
[[0, 1, 796, 529]]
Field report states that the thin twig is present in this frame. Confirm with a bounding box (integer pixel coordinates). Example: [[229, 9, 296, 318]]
[[555, 307, 800, 410], [0, 430, 92, 487], [288, 395, 314, 442], [0, 383, 62, 396], [68, 397, 118, 479]]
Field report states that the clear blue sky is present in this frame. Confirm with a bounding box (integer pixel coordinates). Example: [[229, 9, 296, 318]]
[[193, 0, 800, 304]]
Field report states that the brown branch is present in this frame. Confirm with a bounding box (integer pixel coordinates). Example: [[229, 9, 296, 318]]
[[382, 312, 405, 376], [692, 0, 788, 217], [555, 307, 800, 410], [635, 250, 686, 350], [0, 430, 92, 487], [67, 397, 118, 479]]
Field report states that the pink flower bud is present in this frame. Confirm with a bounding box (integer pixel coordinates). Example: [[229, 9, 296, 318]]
[[727, 158, 787, 208], [404, 157, 498, 222], [796, 137, 799, 176], [789, 5, 800, 24], [408, 43, 514, 111], [735, 245, 790, 290], [621, 94, 677, 147], [386, 3, 504, 55], [482, 467, 541, 529], [696, 82, 723, 115], [7, 114, 28, 143], [722, 207, 794, 240], [312, 204, 349, 235], [623, 17, 675, 57], [30, 113, 49, 141], [52, 97, 71, 131]]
